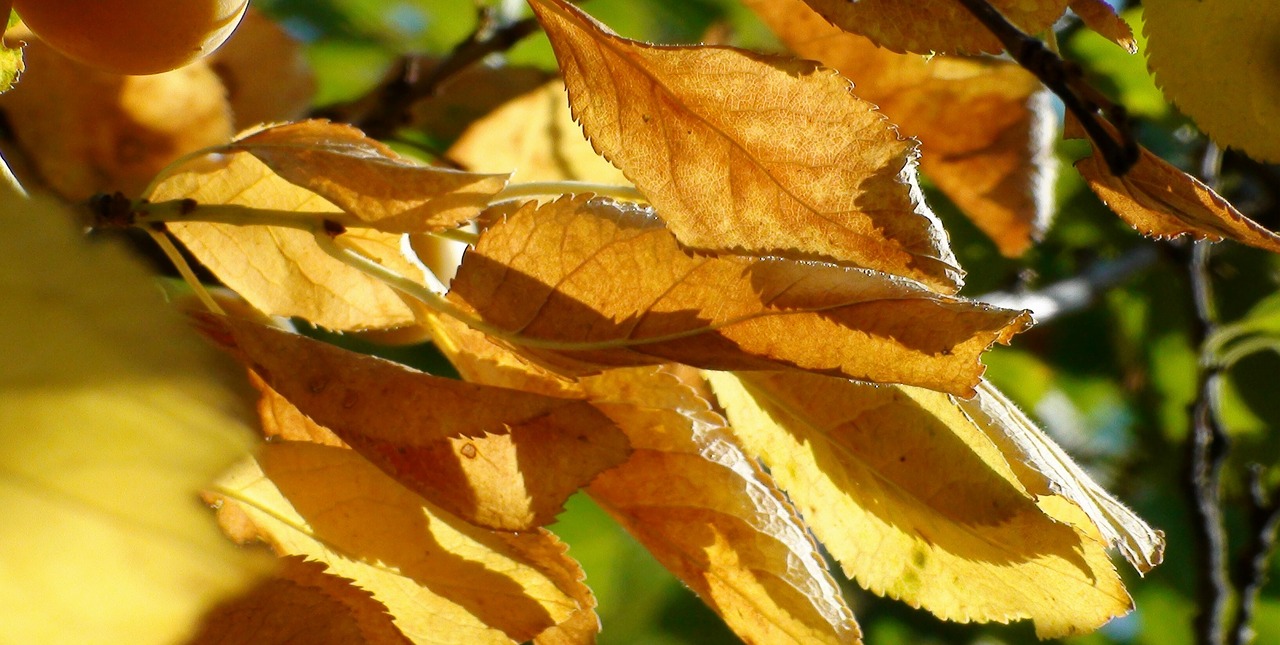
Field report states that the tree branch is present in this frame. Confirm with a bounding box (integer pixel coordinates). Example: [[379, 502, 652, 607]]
[[1228, 467, 1280, 645], [977, 245, 1157, 323]]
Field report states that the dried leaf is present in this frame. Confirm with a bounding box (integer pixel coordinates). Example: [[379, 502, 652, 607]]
[[208, 9, 316, 127], [584, 367, 861, 644], [706, 371, 1135, 639], [746, 0, 1055, 257], [450, 196, 1030, 397], [409, 64, 550, 144], [1144, 0, 1280, 162], [188, 556, 411, 645], [1075, 136, 1280, 253], [1069, 0, 1137, 53], [529, 0, 962, 292], [204, 315, 631, 531], [798, 0, 1070, 55], [0, 196, 263, 644], [209, 443, 592, 644], [151, 152, 425, 330], [0, 32, 232, 199], [231, 121, 510, 233], [449, 80, 630, 185]]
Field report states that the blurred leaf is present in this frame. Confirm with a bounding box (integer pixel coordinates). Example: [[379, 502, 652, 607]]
[[1064, 8, 1170, 121], [208, 9, 317, 127], [796, 0, 1069, 54]]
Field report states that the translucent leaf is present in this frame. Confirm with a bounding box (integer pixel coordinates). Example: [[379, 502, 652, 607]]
[[202, 315, 631, 531], [449, 196, 1030, 397], [0, 196, 262, 645], [209, 443, 592, 644], [706, 371, 1136, 638], [798, 0, 1070, 55], [747, 0, 1056, 257], [188, 556, 411, 645], [1069, 0, 1136, 52], [529, 0, 962, 292], [1144, 0, 1280, 162]]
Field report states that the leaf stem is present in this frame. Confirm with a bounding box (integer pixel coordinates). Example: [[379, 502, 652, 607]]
[[493, 181, 647, 203], [0, 148, 26, 198], [146, 227, 226, 316], [134, 200, 368, 230]]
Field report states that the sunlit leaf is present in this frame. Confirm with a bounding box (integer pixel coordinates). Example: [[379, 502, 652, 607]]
[[209, 443, 592, 644], [529, 0, 962, 292], [202, 315, 631, 531], [1144, 0, 1280, 162], [230, 120, 509, 233], [0, 196, 263, 644], [188, 556, 411, 645], [450, 196, 1030, 396], [746, 0, 1055, 257], [151, 152, 425, 330], [797, 0, 1070, 55], [706, 371, 1135, 638], [1069, 0, 1136, 52]]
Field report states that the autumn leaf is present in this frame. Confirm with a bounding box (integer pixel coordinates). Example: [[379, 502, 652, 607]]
[[1069, 0, 1136, 52], [228, 120, 510, 233], [746, 0, 1055, 257], [207, 8, 316, 127], [202, 315, 631, 531], [409, 64, 550, 145], [0, 195, 263, 644], [528, 0, 963, 293], [209, 443, 593, 644], [1074, 129, 1280, 253], [798, 0, 1070, 55], [706, 371, 1135, 638], [188, 556, 410, 645], [1144, 0, 1280, 162], [449, 196, 1030, 397]]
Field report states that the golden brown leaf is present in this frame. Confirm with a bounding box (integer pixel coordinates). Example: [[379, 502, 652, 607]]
[[188, 556, 411, 645], [1069, 0, 1137, 53], [208, 443, 592, 644], [207, 9, 316, 127], [798, 0, 1070, 55], [0, 30, 232, 200], [1075, 137, 1280, 253], [746, 0, 1055, 257], [706, 371, 1135, 638], [449, 80, 630, 186], [584, 367, 860, 644], [528, 0, 962, 292], [151, 152, 425, 330], [449, 196, 1030, 397], [203, 315, 630, 531], [230, 121, 509, 233], [409, 64, 551, 144]]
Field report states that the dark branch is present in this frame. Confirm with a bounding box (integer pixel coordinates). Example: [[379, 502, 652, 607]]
[[1228, 467, 1280, 645], [953, 0, 1138, 175], [979, 245, 1157, 323]]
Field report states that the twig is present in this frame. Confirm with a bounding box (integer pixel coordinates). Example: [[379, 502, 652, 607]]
[[953, 0, 1138, 175], [1228, 467, 1280, 645], [315, 9, 540, 139], [977, 245, 1158, 323]]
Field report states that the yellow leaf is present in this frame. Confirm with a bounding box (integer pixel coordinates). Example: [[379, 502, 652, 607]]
[[409, 64, 550, 145], [151, 152, 426, 330], [207, 9, 316, 127], [798, 0, 1070, 55], [450, 196, 1030, 397], [1074, 133, 1280, 253], [229, 120, 510, 233], [188, 556, 411, 645], [0, 30, 232, 200], [449, 80, 630, 186], [0, 196, 263, 644], [706, 371, 1136, 638], [746, 0, 1055, 257], [584, 367, 860, 645], [1144, 0, 1280, 162], [1069, 0, 1137, 53], [528, 0, 962, 293], [209, 443, 592, 644]]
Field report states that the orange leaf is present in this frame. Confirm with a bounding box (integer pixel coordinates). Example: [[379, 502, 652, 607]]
[[707, 371, 1137, 638], [230, 120, 509, 233], [449, 196, 1030, 397], [747, 0, 1055, 257], [584, 367, 860, 644], [528, 0, 962, 292], [208, 443, 593, 643], [798, 0, 1070, 55], [188, 557, 410, 645], [1075, 137, 1280, 253], [1069, 0, 1137, 53], [204, 316, 631, 531], [207, 9, 317, 127]]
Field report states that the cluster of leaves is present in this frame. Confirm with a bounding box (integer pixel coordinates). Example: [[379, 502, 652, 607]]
[[3, 0, 1280, 643]]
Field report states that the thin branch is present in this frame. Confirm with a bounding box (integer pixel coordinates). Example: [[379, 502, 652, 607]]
[[1228, 467, 1280, 645], [953, 0, 1138, 175], [977, 245, 1158, 323]]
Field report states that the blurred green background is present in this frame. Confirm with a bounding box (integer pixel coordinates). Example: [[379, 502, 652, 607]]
[[258, 0, 1280, 642]]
